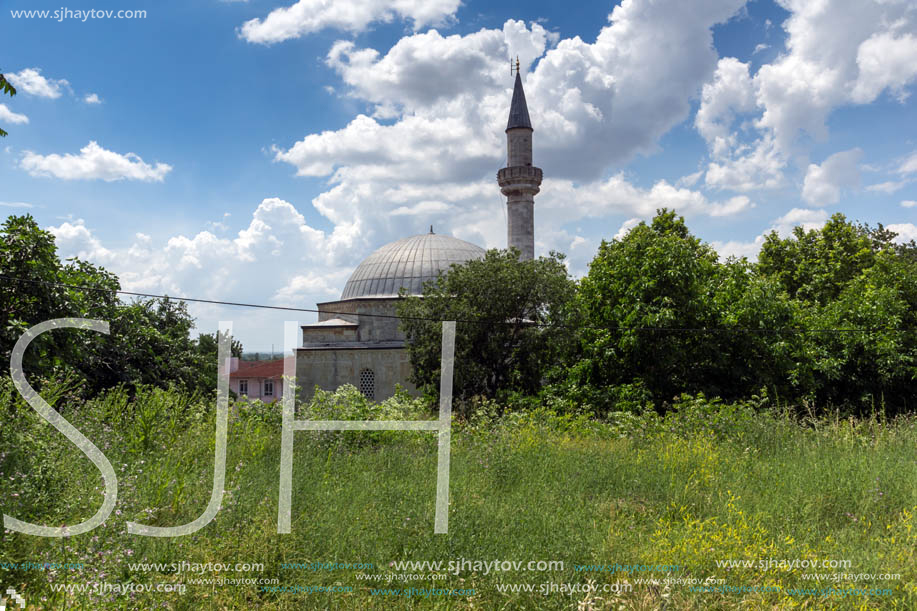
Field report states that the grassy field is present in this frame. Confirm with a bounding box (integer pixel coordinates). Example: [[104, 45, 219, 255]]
[[1, 380, 915, 609]]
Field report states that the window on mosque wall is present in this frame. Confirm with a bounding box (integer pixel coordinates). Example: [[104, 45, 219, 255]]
[[359, 368, 375, 401], [239, 379, 248, 394], [264, 380, 274, 397]]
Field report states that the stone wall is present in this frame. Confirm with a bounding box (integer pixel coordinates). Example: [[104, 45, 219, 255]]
[[316, 297, 404, 342], [295, 345, 415, 401]]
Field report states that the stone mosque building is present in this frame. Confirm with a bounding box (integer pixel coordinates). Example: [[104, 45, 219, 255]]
[[294, 66, 543, 400]]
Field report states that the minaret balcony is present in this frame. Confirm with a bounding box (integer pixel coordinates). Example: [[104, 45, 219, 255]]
[[497, 165, 543, 187]]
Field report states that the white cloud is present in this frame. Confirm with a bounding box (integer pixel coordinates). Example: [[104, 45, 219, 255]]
[[0, 201, 33, 208], [695, 57, 756, 157], [851, 31, 917, 103], [83, 93, 102, 104], [711, 207, 829, 260], [325, 21, 554, 115], [696, 1, 917, 195], [704, 134, 785, 191], [675, 169, 704, 188], [537, 175, 754, 228], [6, 68, 69, 98], [238, 0, 460, 44], [753, 43, 770, 54], [0, 104, 29, 125], [866, 180, 907, 193], [887, 223, 917, 242], [898, 151, 917, 175], [753, 0, 917, 155], [49, 220, 114, 262], [801, 148, 863, 206], [20, 141, 172, 182], [772, 207, 830, 235], [711, 234, 765, 260], [614, 218, 641, 241], [902, 200, 916, 208], [274, 5, 752, 256], [46, 198, 356, 348], [390, 201, 451, 216]]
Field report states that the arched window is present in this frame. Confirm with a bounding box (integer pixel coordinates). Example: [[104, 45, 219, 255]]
[[359, 368, 375, 400]]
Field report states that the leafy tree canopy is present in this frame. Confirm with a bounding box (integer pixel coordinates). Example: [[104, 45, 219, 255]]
[[0, 69, 17, 137], [397, 249, 577, 410], [0, 215, 242, 398]]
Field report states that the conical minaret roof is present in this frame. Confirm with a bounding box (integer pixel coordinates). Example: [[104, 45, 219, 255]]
[[505, 70, 532, 131]]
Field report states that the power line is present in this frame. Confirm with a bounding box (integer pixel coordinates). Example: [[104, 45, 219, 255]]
[[1, 273, 915, 334]]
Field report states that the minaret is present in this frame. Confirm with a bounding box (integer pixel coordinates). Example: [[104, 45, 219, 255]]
[[497, 58, 542, 261]]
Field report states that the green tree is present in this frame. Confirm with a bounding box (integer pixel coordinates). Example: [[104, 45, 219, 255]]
[[0, 70, 17, 137], [569, 210, 722, 411], [758, 213, 879, 304], [397, 249, 577, 408], [0, 215, 244, 397], [756, 215, 917, 413], [192, 329, 243, 395], [0, 215, 120, 379], [707, 257, 802, 401]]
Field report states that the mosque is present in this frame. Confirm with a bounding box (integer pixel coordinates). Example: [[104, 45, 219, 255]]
[[294, 65, 543, 400]]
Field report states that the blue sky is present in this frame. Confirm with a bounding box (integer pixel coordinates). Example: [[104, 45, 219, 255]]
[[2, 0, 916, 352]]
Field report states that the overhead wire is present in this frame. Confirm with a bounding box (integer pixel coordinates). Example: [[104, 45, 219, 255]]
[[0, 273, 914, 334]]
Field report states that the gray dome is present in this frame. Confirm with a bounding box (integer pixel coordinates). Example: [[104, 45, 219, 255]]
[[341, 232, 485, 299]]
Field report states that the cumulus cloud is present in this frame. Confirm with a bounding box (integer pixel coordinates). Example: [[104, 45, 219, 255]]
[[0, 104, 29, 125], [887, 223, 917, 242], [755, 0, 917, 153], [801, 148, 863, 206], [696, 0, 917, 194], [695, 57, 756, 157], [533, 175, 754, 252], [902, 200, 916, 208], [46, 199, 355, 347], [273, 5, 756, 257], [238, 0, 460, 44], [866, 180, 907, 194], [711, 207, 830, 260], [898, 151, 917, 175], [325, 21, 553, 115], [851, 31, 917, 103], [49, 220, 114, 262], [5, 68, 69, 98], [613, 218, 641, 241], [711, 235, 765, 260], [20, 141, 172, 182], [83, 93, 102, 104], [771, 207, 830, 235], [390, 201, 451, 216], [704, 135, 785, 191]]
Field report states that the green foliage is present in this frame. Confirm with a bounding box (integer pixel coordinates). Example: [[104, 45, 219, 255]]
[[397, 248, 578, 410], [569, 209, 917, 416], [0, 70, 15, 137], [571, 209, 723, 411], [757, 216, 917, 413], [2, 381, 917, 609], [758, 213, 881, 304], [300, 384, 431, 449], [0, 214, 243, 397], [0, 215, 121, 384]]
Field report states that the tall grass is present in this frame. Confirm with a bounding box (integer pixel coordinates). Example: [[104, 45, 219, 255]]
[[0, 378, 915, 609]]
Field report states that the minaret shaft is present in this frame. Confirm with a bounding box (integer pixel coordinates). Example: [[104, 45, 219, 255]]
[[498, 70, 541, 261]]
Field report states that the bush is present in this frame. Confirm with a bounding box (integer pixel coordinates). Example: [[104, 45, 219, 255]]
[[298, 384, 432, 450]]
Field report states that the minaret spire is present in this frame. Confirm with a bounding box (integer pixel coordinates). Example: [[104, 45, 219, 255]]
[[497, 64, 541, 260]]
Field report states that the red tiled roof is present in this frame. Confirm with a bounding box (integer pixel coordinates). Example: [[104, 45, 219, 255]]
[[230, 359, 285, 379]]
